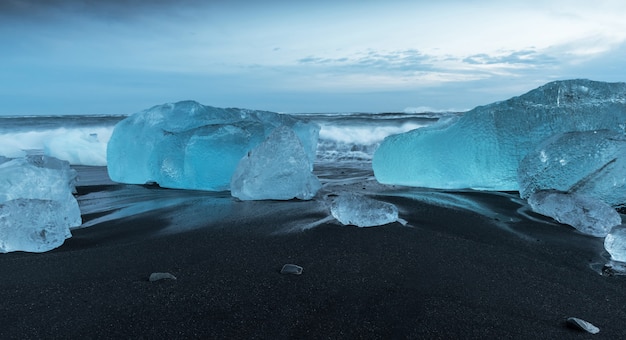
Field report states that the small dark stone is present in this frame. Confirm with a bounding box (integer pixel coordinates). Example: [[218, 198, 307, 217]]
[[149, 272, 177, 282], [280, 264, 303, 275]]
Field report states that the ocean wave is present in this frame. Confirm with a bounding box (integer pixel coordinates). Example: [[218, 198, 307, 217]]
[[0, 127, 113, 166], [0, 112, 445, 166]]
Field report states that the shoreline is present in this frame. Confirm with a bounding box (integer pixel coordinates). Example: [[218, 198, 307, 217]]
[[1, 174, 625, 338]]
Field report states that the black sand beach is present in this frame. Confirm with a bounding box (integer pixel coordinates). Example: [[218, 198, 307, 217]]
[[1, 167, 625, 339]]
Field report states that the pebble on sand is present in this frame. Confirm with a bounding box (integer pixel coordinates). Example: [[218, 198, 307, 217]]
[[566, 317, 600, 334], [149, 272, 177, 282], [280, 264, 303, 275]]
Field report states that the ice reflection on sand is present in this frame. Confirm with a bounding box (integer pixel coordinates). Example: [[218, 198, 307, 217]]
[[72, 164, 611, 272]]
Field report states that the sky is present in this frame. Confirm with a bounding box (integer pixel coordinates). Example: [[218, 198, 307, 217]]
[[1, 0, 626, 115]]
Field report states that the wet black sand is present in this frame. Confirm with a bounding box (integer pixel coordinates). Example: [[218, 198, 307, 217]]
[[1, 168, 625, 339]]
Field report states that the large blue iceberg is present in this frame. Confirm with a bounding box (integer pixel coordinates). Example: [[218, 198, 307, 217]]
[[373, 79, 626, 191], [107, 101, 320, 191]]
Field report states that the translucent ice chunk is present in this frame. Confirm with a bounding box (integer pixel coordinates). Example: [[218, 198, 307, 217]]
[[604, 225, 626, 262], [528, 191, 621, 237], [0, 155, 81, 253], [0, 155, 78, 202], [230, 126, 321, 200], [107, 101, 319, 191], [518, 130, 626, 207], [330, 193, 399, 227], [374, 79, 626, 190], [0, 199, 77, 253]]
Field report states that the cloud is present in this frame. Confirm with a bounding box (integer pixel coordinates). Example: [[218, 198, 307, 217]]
[[291, 47, 561, 90], [1, 0, 626, 115], [298, 49, 431, 71], [462, 50, 557, 66]]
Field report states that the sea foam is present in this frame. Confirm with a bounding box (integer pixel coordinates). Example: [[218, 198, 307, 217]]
[[0, 116, 120, 166], [0, 113, 439, 167]]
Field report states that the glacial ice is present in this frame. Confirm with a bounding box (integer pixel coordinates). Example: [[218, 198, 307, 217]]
[[604, 225, 626, 262], [330, 193, 399, 227], [373, 79, 626, 190], [527, 191, 621, 237], [230, 126, 321, 200], [0, 155, 81, 253], [518, 130, 626, 207], [0, 199, 74, 253], [107, 101, 319, 191]]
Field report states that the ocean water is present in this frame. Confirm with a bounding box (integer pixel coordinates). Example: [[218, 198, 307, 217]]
[[0, 112, 450, 167], [0, 115, 123, 166]]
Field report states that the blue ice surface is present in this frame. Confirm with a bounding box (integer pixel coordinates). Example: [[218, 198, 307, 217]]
[[107, 100, 319, 191], [518, 129, 626, 207], [527, 190, 621, 237], [230, 126, 320, 201], [605, 225, 626, 262], [329, 192, 400, 227], [0, 155, 81, 253], [373, 79, 626, 191]]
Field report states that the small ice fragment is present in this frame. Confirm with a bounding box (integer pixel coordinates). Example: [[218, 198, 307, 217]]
[[149, 272, 177, 282], [230, 126, 321, 200], [330, 193, 399, 227], [566, 317, 600, 334], [0, 155, 81, 253], [527, 191, 620, 237], [602, 261, 626, 276], [604, 225, 626, 262], [280, 264, 303, 275]]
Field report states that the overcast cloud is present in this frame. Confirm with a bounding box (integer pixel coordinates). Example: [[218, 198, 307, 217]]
[[1, 0, 625, 114]]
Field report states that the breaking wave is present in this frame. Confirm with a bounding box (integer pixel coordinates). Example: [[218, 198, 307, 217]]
[[0, 112, 455, 166]]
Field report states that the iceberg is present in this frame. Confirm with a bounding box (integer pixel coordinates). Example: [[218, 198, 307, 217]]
[[527, 191, 621, 237], [373, 79, 626, 190], [518, 130, 626, 207], [604, 225, 626, 262], [0, 155, 81, 253], [107, 101, 319, 191], [330, 193, 400, 227], [230, 126, 321, 200]]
